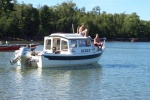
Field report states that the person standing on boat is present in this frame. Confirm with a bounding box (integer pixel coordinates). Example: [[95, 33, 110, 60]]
[[78, 23, 88, 37], [94, 34, 103, 47]]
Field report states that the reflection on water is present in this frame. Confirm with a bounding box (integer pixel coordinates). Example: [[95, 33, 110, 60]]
[[103, 63, 136, 68], [38, 64, 102, 100], [0, 52, 13, 67], [0, 42, 150, 99], [2, 64, 102, 100]]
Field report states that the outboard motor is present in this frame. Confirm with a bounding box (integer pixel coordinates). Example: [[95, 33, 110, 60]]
[[10, 56, 20, 65], [18, 46, 31, 57], [10, 47, 32, 65]]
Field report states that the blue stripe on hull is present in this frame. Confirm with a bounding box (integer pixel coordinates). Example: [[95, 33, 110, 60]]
[[43, 53, 102, 60]]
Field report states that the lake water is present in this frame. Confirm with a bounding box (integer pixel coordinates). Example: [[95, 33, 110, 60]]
[[0, 42, 150, 100]]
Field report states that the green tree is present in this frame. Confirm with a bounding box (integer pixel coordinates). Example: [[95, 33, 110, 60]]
[[0, 0, 14, 14], [0, 1, 150, 41], [17, 4, 39, 40], [40, 5, 52, 35], [53, 1, 77, 33], [122, 13, 140, 38], [91, 6, 101, 15]]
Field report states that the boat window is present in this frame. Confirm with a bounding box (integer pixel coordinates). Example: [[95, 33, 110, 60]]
[[61, 40, 68, 50], [53, 38, 60, 50], [45, 39, 51, 49], [71, 40, 77, 48], [86, 40, 91, 46], [78, 39, 91, 47]]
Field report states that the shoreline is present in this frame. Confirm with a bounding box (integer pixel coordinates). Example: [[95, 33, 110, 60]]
[[107, 38, 150, 42], [0, 37, 150, 43]]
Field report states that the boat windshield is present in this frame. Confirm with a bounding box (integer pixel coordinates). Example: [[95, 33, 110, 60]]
[[70, 39, 91, 47], [71, 40, 77, 48], [78, 39, 91, 47]]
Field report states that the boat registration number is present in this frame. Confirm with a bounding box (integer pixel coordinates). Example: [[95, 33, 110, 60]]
[[81, 49, 90, 53]]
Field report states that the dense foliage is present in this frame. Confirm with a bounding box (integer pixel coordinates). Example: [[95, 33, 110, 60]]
[[0, 0, 150, 41]]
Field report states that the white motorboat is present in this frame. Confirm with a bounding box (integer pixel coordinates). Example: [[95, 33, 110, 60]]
[[10, 33, 106, 68]]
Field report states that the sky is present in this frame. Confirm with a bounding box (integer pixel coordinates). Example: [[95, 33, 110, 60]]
[[17, 0, 150, 21]]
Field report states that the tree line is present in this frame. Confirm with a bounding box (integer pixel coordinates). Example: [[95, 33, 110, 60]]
[[0, 0, 150, 41]]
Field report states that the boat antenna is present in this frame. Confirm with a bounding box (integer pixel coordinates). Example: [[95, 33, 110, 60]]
[[72, 24, 74, 34]]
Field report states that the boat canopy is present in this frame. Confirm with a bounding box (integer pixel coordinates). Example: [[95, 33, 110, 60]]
[[47, 33, 88, 40]]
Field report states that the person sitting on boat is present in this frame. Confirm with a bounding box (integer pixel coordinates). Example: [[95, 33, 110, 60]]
[[77, 26, 80, 34], [78, 23, 88, 37], [94, 34, 103, 48]]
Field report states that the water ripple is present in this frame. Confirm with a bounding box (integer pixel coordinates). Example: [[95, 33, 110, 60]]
[[102, 64, 137, 68]]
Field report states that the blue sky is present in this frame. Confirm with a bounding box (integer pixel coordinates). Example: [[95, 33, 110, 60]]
[[17, 0, 150, 21]]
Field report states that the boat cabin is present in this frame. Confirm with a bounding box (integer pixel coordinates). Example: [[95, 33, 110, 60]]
[[43, 33, 96, 54]]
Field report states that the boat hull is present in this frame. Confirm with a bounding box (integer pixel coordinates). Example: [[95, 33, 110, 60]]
[[31, 52, 103, 68]]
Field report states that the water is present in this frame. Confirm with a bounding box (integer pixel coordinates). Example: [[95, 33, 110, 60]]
[[0, 42, 150, 100]]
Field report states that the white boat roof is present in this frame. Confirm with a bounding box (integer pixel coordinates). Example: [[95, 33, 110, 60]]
[[47, 33, 88, 39]]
